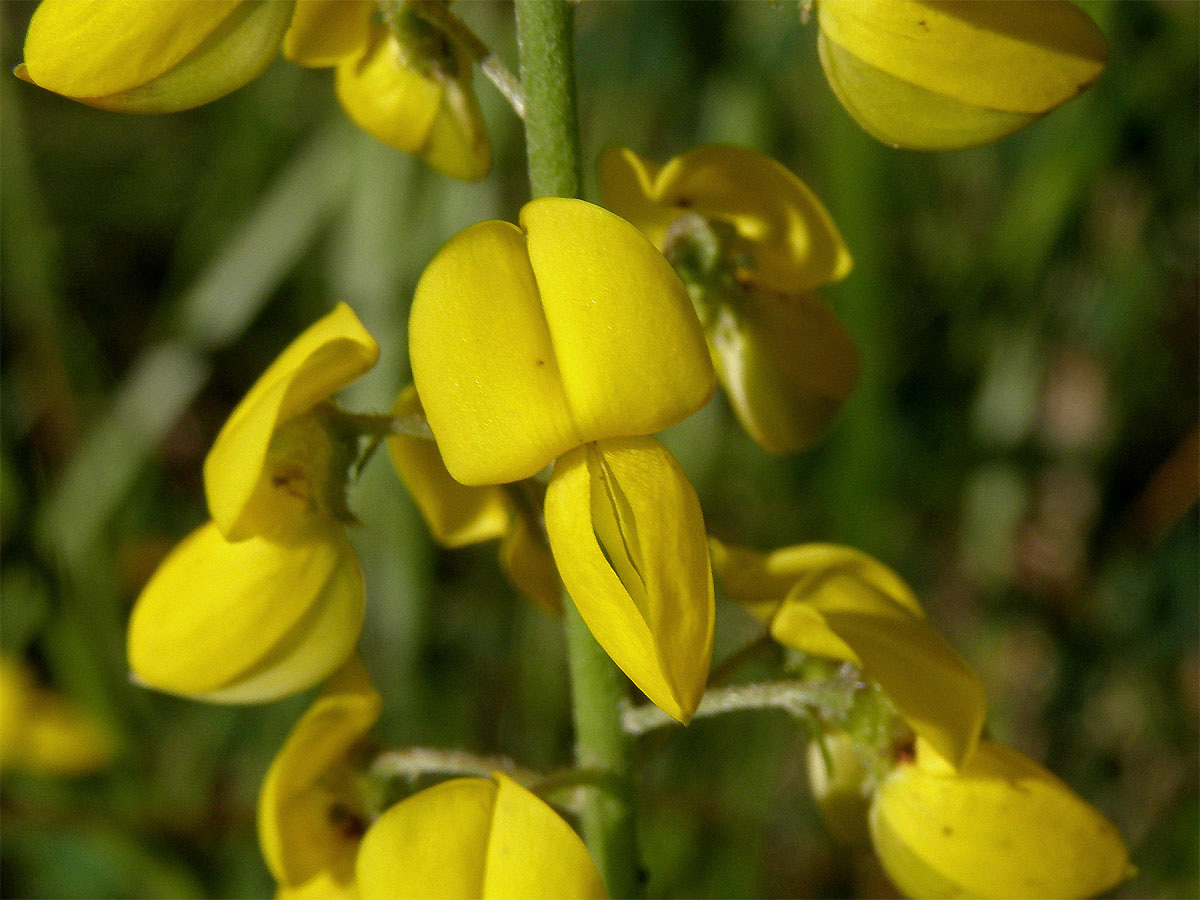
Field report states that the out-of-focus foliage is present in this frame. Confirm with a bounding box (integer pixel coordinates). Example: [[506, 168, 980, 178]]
[[1, 1, 1195, 897]]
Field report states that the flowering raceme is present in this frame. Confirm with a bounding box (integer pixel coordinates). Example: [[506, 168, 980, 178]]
[[17, 0, 489, 179], [409, 197, 716, 722], [600, 144, 858, 454], [815, 0, 1107, 150], [259, 657, 606, 900], [127, 303, 377, 703]]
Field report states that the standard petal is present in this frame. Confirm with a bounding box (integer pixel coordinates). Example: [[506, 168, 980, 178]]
[[601, 145, 853, 293], [870, 737, 1131, 899], [817, 33, 1039, 151], [355, 775, 604, 900], [204, 303, 378, 541], [709, 289, 858, 454], [22, 1, 294, 113], [595, 147, 679, 255], [544, 438, 713, 722], [710, 540, 921, 617], [522, 198, 715, 446], [387, 386, 511, 548], [126, 520, 365, 703], [773, 571, 984, 768], [499, 514, 563, 616], [410, 220, 581, 485], [283, 0, 373, 67], [818, 0, 1107, 115], [259, 657, 380, 891], [22, 0, 240, 98]]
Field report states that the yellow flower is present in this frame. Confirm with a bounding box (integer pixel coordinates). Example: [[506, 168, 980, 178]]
[[356, 773, 606, 899], [599, 145, 858, 454], [387, 385, 562, 615], [127, 303, 377, 703], [260, 659, 606, 900], [710, 539, 985, 768], [0, 654, 114, 776], [410, 198, 716, 722], [816, 0, 1107, 150], [259, 656, 380, 899], [870, 736, 1131, 899], [16, 0, 489, 179]]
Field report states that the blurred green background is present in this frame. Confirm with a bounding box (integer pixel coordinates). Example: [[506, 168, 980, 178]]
[[1, 1, 1196, 897]]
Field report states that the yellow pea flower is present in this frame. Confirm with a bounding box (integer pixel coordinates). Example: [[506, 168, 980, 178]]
[[0, 655, 114, 776], [356, 773, 606, 900], [387, 384, 562, 614], [410, 198, 716, 721], [599, 145, 858, 454], [17, 0, 490, 180], [127, 303, 377, 703], [816, 0, 1108, 150], [710, 539, 984, 767], [870, 736, 1132, 899], [259, 656, 381, 899]]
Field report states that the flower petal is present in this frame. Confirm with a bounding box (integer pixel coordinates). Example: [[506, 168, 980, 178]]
[[870, 737, 1131, 899], [599, 145, 853, 293], [335, 24, 490, 180], [818, 0, 1107, 114], [774, 571, 984, 768], [817, 0, 1105, 150], [709, 289, 858, 454], [387, 386, 512, 548], [204, 303, 378, 541], [520, 199, 714, 446], [127, 520, 365, 703], [410, 220, 579, 485], [21, 1, 294, 113], [355, 774, 605, 899], [21, 0, 241, 98], [283, 0, 372, 67], [259, 656, 380, 890], [710, 540, 921, 617], [817, 32, 1039, 151], [544, 438, 713, 722], [499, 513, 563, 616], [0, 656, 114, 776]]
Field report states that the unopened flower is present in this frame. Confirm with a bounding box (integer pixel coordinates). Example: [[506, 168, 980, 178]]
[[815, 0, 1107, 150], [410, 198, 715, 722], [127, 303, 377, 703], [600, 144, 858, 454], [0, 654, 114, 776], [17, 0, 489, 179], [710, 539, 984, 767]]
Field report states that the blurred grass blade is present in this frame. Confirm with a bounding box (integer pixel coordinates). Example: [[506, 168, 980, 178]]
[[36, 124, 356, 568]]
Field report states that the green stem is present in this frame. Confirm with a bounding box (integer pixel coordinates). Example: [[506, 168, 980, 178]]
[[515, 5, 640, 894], [562, 599, 642, 898], [515, 0, 582, 200]]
